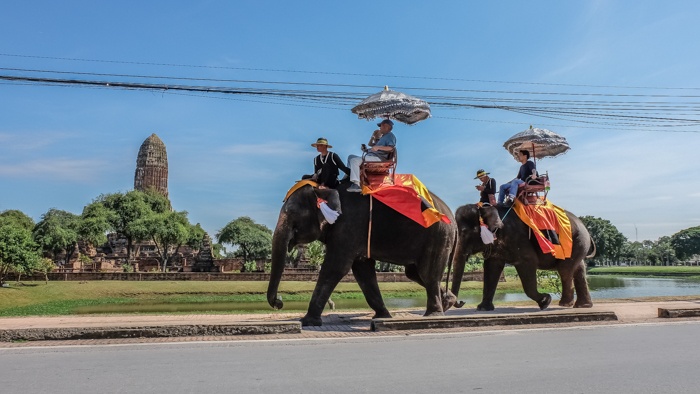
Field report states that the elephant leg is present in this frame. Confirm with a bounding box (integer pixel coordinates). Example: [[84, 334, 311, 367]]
[[352, 258, 392, 319], [558, 266, 575, 307], [301, 256, 352, 327], [514, 264, 551, 310], [404, 264, 426, 287], [573, 264, 593, 308], [407, 264, 448, 316], [478, 258, 505, 311]]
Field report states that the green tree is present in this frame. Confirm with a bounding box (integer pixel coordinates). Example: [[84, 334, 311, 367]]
[[35, 257, 55, 284], [78, 201, 112, 247], [670, 226, 700, 261], [650, 236, 678, 266], [97, 190, 170, 260], [133, 210, 202, 272], [0, 221, 41, 285], [216, 217, 272, 268], [580, 216, 627, 265], [32, 208, 80, 264], [622, 241, 651, 266], [305, 241, 325, 270], [211, 243, 226, 259], [0, 209, 35, 231]]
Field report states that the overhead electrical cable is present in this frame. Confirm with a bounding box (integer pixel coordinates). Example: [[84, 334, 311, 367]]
[[3, 70, 700, 132], [3, 52, 700, 91]]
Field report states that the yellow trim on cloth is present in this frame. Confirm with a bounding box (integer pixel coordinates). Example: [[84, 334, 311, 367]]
[[512, 199, 573, 259], [363, 174, 449, 228], [284, 180, 318, 202]]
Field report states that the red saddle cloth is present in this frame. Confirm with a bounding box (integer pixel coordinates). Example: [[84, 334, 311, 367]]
[[512, 199, 573, 259], [363, 174, 450, 228]]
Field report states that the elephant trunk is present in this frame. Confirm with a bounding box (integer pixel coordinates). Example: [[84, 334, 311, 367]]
[[267, 214, 290, 310]]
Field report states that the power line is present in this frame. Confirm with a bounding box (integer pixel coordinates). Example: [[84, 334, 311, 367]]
[[3, 73, 700, 132], [6, 66, 700, 100], [3, 52, 700, 91]]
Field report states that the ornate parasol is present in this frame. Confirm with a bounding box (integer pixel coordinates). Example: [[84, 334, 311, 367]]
[[503, 126, 570, 162], [351, 86, 431, 125]]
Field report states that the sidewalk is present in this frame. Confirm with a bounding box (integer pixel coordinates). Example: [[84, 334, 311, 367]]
[[1, 299, 699, 347]]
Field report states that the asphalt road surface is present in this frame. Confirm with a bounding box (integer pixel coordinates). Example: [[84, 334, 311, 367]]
[[1, 321, 699, 394]]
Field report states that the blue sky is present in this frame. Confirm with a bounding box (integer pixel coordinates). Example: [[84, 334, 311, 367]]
[[1, 1, 699, 242]]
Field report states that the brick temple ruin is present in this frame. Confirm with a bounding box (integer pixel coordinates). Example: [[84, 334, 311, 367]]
[[60, 134, 242, 273], [134, 133, 169, 198]]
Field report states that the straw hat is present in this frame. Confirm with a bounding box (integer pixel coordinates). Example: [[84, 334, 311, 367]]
[[474, 169, 490, 179], [311, 137, 332, 148]]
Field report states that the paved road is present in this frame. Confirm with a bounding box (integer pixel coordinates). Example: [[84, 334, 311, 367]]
[[2, 299, 700, 345], [1, 321, 699, 393]]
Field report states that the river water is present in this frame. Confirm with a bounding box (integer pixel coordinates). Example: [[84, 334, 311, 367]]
[[74, 276, 700, 314]]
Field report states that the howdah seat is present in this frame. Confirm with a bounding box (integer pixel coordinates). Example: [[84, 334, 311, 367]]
[[360, 148, 397, 188], [516, 172, 550, 205]]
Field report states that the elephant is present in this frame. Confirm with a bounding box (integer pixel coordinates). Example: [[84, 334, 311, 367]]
[[267, 182, 458, 326], [449, 203, 595, 312]]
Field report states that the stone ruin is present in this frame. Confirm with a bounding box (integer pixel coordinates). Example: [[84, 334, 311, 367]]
[[57, 133, 222, 273], [59, 232, 220, 273], [134, 133, 169, 198]]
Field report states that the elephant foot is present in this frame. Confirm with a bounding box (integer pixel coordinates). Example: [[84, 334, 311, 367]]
[[372, 310, 392, 319], [538, 294, 552, 310], [300, 315, 323, 327], [574, 300, 593, 308], [477, 302, 495, 311], [442, 292, 458, 311], [559, 299, 575, 307]]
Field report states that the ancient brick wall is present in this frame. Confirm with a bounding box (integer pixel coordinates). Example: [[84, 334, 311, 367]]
[[12, 272, 487, 282]]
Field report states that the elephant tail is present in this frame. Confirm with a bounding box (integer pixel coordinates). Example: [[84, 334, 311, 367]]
[[586, 238, 597, 259]]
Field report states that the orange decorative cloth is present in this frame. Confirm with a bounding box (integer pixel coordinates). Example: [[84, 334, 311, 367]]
[[362, 174, 450, 228], [284, 180, 318, 202], [512, 199, 573, 259]]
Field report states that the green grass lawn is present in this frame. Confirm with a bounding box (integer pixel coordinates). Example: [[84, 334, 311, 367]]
[[0, 278, 529, 317]]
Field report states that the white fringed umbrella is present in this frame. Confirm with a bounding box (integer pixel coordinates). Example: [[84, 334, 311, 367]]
[[503, 126, 570, 162], [351, 86, 431, 125]]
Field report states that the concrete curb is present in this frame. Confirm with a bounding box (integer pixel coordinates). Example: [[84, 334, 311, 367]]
[[658, 307, 700, 318], [371, 311, 618, 331], [0, 322, 301, 342]]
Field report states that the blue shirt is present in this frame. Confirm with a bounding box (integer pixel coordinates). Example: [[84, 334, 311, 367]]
[[371, 131, 396, 160]]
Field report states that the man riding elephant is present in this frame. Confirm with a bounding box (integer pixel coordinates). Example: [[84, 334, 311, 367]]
[[449, 203, 595, 311], [267, 181, 457, 326]]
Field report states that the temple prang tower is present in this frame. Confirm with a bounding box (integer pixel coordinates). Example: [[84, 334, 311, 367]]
[[134, 133, 169, 198]]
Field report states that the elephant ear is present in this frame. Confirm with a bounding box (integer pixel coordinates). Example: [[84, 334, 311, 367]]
[[314, 188, 341, 214], [479, 205, 503, 232]]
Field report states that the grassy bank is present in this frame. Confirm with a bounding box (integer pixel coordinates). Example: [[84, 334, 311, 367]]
[[0, 279, 531, 317], [588, 266, 700, 277]]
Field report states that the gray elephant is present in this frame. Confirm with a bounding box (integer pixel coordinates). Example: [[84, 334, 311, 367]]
[[267, 182, 457, 326], [449, 203, 595, 311]]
